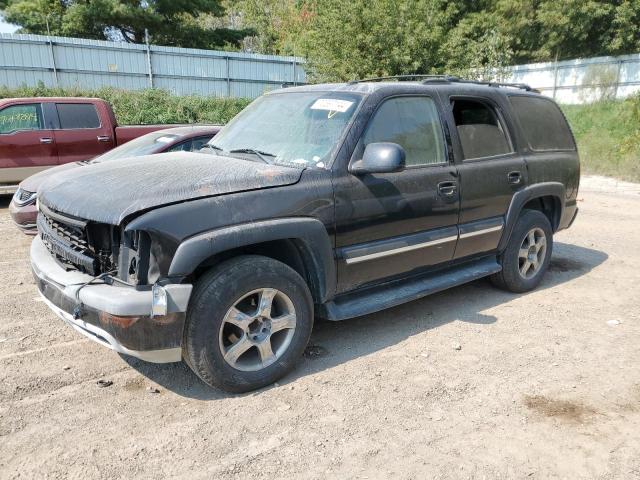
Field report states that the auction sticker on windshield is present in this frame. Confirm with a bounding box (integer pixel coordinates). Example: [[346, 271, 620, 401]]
[[310, 99, 354, 113]]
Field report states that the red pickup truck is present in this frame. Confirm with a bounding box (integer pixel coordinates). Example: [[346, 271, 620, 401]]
[[0, 97, 169, 194]]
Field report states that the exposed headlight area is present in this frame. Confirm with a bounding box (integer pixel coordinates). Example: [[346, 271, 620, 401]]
[[13, 188, 37, 207], [119, 230, 174, 286]]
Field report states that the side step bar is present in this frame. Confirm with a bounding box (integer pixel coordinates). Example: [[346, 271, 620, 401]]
[[319, 256, 502, 321]]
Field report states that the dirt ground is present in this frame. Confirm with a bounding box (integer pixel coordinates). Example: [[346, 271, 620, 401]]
[[1, 175, 639, 480]]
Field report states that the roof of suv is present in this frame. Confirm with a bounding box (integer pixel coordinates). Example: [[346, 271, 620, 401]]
[[271, 79, 542, 98]]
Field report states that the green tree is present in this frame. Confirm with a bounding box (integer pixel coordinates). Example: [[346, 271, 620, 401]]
[[298, 0, 460, 81], [2, 0, 251, 49]]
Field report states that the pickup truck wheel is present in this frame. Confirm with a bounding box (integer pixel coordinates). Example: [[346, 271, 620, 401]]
[[184, 255, 313, 393], [491, 209, 553, 293]]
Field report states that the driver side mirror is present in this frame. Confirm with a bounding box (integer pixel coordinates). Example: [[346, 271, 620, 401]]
[[350, 142, 406, 175]]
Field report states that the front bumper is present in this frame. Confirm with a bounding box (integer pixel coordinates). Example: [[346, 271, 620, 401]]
[[31, 235, 193, 363], [9, 199, 37, 235]]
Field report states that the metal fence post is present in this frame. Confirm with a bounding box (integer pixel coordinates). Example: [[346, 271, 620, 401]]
[[145, 29, 153, 88], [552, 59, 559, 100], [614, 60, 623, 100], [226, 57, 231, 97], [48, 37, 59, 87], [292, 58, 297, 86]]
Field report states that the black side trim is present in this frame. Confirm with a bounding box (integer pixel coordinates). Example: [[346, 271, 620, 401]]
[[498, 182, 565, 252], [337, 225, 458, 263], [318, 255, 501, 321], [169, 217, 336, 302], [458, 216, 503, 236]]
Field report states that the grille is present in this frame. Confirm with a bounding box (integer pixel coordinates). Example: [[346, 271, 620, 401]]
[[38, 211, 99, 275], [18, 189, 34, 202]]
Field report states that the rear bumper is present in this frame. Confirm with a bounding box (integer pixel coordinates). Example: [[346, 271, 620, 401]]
[[31, 235, 193, 363], [558, 202, 579, 231], [9, 199, 38, 234]]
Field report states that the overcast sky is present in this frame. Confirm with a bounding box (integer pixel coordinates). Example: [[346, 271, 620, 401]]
[[0, 16, 18, 34]]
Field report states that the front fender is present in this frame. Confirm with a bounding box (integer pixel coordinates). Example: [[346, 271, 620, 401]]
[[168, 217, 336, 302]]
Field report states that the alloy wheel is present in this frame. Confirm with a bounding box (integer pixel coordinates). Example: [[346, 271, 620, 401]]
[[518, 227, 547, 279], [218, 288, 297, 372]]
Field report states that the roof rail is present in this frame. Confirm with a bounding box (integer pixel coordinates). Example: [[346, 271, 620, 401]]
[[346, 74, 535, 92], [347, 74, 459, 84], [456, 79, 535, 91]]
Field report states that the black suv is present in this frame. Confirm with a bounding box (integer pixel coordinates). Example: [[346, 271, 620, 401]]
[[31, 77, 580, 392]]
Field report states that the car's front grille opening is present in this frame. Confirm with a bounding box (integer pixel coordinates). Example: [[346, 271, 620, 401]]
[[37, 210, 100, 275], [18, 189, 34, 202], [42, 215, 90, 253]]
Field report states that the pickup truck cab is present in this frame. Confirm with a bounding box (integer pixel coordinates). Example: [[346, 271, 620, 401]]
[[30, 77, 580, 392], [0, 97, 167, 194]]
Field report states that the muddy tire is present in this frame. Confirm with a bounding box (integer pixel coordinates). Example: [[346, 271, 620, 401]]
[[491, 209, 553, 293], [183, 255, 313, 393]]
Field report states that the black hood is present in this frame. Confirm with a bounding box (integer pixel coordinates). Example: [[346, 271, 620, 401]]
[[38, 152, 303, 225]]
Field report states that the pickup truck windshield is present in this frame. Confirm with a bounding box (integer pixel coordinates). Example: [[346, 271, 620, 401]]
[[209, 92, 362, 168]]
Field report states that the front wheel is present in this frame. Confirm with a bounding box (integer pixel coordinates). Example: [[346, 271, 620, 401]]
[[184, 255, 314, 393], [491, 209, 553, 293]]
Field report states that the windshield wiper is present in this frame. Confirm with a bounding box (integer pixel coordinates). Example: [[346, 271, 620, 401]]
[[203, 144, 225, 154], [228, 148, 275, 164]]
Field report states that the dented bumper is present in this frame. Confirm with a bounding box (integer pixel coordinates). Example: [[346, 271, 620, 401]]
[[30, 235, 192, 363]]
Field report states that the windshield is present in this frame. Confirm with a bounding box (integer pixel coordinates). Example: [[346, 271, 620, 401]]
[[209, 92, 362, 168], [90, 132, 180, 163]]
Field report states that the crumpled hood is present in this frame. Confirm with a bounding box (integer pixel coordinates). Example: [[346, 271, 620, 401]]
[[38, 152, 303, 225]]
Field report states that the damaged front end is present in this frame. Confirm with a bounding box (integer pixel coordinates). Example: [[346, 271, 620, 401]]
[[31, 202, 192, 363]]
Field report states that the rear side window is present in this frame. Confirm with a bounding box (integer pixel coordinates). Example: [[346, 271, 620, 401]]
[[363, 96, 445, 166], [0, 104, 43, 134], [56, 103, 101, 129], [451, 99, 512, 160], [509, 96, 575, 151]]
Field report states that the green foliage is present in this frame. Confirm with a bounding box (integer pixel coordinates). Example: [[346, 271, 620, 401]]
[[235, 0, 640, 81], [2, 0, 252, 49], [562, 96, 640, 182], [298, 0, 459, 81], [0, 84, 250, 125]]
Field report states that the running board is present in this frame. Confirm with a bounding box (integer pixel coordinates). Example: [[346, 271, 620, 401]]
[[319, 256, 502, 321]]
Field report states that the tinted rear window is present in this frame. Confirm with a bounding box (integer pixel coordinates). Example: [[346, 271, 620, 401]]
[[56, 103, 101, 129], [509, 96, 575, 151]]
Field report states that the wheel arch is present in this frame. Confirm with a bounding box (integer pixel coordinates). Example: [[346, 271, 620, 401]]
[[498, 182, 565, 252], [169, 218, 336, 304]]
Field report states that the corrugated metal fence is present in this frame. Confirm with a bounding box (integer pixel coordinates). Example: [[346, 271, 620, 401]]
[[0, 33, 306, 98], [502, 52, 640, 104]]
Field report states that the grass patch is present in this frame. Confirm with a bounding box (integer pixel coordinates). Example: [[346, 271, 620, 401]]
[[562, 96, 640, 182], [0, 84, 250, 126]]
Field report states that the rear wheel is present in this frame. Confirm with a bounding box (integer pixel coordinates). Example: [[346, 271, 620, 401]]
[[491, 209, 553, 293], [184, 255, 314, 393]]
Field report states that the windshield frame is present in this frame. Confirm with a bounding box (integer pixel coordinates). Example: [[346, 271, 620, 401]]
[[208, 90, 366, 170]]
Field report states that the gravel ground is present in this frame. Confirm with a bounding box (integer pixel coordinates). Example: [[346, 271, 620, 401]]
[[1, 175, 639, 479]]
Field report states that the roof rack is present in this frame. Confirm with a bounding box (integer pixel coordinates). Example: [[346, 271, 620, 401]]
[[454, 79, 535, 91], [347, 74, 535, 92], [347, 74, 459, 84]]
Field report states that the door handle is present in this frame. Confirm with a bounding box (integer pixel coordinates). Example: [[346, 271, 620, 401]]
[[97, 135, 111, 142], [39, 137, 53, 144], [507, 171, 522, 185], [438, 181, 458, 197]]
